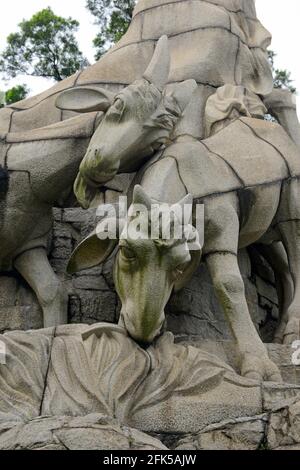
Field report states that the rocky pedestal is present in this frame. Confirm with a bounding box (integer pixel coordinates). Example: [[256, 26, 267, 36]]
[[0, 323, 300, 451], [0, 0, 299, 452]]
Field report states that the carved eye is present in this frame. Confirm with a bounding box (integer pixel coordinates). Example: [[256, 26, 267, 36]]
[[106, 98, 124, 120], [113, 98, 124, 111], [120, 245, 136, 260]]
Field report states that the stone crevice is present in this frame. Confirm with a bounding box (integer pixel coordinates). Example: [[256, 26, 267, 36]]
[[39, 327, 57, 416]]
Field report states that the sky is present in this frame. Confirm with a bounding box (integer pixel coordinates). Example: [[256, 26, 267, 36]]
[[0, 0, 299, 115]]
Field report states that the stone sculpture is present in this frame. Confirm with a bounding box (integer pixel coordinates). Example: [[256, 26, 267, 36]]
[[0, 0, 274, 135], [1, 323, 300, 450], [1, 0, 300, 333], [0, 114, 99, 327], [64, 32, 300, 382], [0, 323, 262, 430], [0, 38, 194, 327], [1, 0, 300, 451], [56, 36, 197, 208]]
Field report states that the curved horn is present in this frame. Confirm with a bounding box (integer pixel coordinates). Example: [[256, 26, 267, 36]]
[[143, 35, 170, 91]]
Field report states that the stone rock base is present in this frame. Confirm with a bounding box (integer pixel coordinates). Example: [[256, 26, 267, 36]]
[[0, 414, 167, 451], [171, 395, 300, 450], [1, 398, 300, 450], [1, 324, 300, 450]]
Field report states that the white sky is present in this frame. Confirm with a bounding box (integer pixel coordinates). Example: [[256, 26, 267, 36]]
[[0, 0, 299, 115]]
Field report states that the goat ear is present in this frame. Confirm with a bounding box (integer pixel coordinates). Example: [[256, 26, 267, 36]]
[[174, 226, 202, 292], [67, 226, 118, 274], [56, 86, 116, 113], [167, 80, 197, 113]]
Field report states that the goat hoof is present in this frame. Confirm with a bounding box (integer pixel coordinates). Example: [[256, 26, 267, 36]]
[[283, 317, 300, 345], [241, 352, 282, 383]]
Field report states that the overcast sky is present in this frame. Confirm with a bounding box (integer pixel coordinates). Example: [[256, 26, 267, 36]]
[[0, 0, 299, 115]]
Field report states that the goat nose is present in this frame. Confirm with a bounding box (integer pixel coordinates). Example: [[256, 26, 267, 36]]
[[87, 146, 103, 161]]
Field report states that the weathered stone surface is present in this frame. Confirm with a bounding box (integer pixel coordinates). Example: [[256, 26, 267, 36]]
[[0, 0, 272, 137], [6, 113, 99, 143], [0, 325, 263, 434], [132, 378, 262, 435], [0, 1, 295, 358], [267, 399, 300, 450], [175, 339, 300, 386], [174, 416, 267, 450], [0, 414, 167, 450], [0, 328, 54, 421], [0, 108, 13, 134], [169, 398, 300, 450], [262, 383, 300, 413], [73, 291, 117, 323], [0, 205, 282, 343], [2, 404, 300, 451], [141, 1, 231, 40], [1, 324, 300, 450], [0, 277, 43, 333], [1, 0, 300, 450]]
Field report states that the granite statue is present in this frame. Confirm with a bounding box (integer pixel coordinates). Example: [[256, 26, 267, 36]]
[[0, 38, 194, 327], [56, 36, 197, 208], [0, 0, 300, 451], [67, 73, 300, 382], [1, 0, 299, 333]]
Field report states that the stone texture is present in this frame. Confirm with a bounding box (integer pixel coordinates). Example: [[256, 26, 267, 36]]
[[6, 112, 99, 143], [141, 1, 231, 40], [4, 407, 300, 450], [0, 207, 281, 343], [267, 400, 300, 450], [167, 398, 300, 450], [179, 340, 300, 386], [262, 382, 300, 413], [0, 414, 167, 451], [174, 415, 268, 450], [1, 324, 300, 450], [0, 277, 43, 333], [0, 325, 263, 432], [0, 328, 54, 421], [0, 0, 299, 451], [0, 0, 272, 138], [204, 117, 299, 186], [0, 1, 293, 348]]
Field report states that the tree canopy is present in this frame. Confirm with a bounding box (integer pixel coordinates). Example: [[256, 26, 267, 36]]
[[86, 0, 135, 60], [5, 84, 29, 105], [0, 85, 29, 108], [0, 8, 88, 82]]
